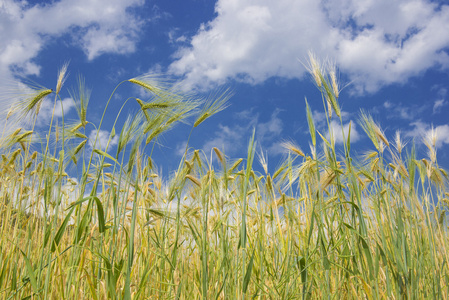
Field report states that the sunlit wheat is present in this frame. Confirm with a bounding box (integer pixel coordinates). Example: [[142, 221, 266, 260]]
[[0, 57, 447, 300]]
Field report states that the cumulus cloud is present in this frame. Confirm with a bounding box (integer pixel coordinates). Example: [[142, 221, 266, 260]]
[[88, 129, 118, 151], [36, 97, 76, 126], [328, 120, 360, 145], [0, 0, 146, 76], [169, 0, 449, 93], [432, 125, 449, 147], [310, 109, 359, 145]]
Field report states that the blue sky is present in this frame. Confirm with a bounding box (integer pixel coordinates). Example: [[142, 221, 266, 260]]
[[1, 0, 449, 175]]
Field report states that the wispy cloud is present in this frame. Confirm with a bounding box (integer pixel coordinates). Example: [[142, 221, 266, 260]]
[[202, 123, 246, 156], [382, 100, 428, 120], [256, 109, 284, 155], [433, 99, 448, 114], [169, 0, 449, 93], [256, 109, 283, 142], [406, 120, 427, 139]]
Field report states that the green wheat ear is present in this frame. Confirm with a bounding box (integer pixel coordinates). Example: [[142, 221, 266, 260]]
[[359, 110, 380, 151], [194, 88, 233, 127], [128, 78, 158, 93], [69, 75, 90, 128], [305, 97, 316, 147], [359, 110, 390, 154], [28, 89, 53, 115], [55, 61, 69, 95], [8, 88, 53, 121], [281, 140, 305, 157], [127, 74, 172, 97]]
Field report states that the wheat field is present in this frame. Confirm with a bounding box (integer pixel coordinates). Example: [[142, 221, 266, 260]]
[[0, 56, 448, 299]]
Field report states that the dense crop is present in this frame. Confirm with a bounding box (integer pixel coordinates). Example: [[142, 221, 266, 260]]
[[0, 56, 448, 299]]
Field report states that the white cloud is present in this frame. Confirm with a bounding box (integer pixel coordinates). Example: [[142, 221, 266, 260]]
[[383, 101, 393, 109], [0, 0, 145, 76], [309, 109, 359, 145], [438, 87, 447, 97], [312, 109, 351, 127], [307, 109, 358, 144], [0, 80, 76, 133], [82, 26, 139, 60], [382, 100, 427, 120], [170, 0, 449, 93], [433, 99, 447, 114], [88, 129, 118, 151], [202, 123, 246, 155], [256, 109, 283, 143], [328, 120, 360, 145], [433, 125, 449, 148], [311, 110, 328, 128], [168, 28, 188, 45], [175, 141, 188, 157], [406, 120, 427, 139], [36, 97, 76, 126], [256, 109, 284, 155], [407, 121, 449, 148]]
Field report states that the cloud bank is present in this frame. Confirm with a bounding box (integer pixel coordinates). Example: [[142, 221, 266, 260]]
[[169, 0, 449, 93]]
